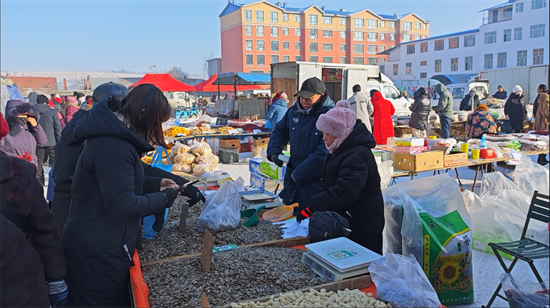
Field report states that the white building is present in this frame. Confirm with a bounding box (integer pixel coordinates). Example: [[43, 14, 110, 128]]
[[379, 0, 549, 90]]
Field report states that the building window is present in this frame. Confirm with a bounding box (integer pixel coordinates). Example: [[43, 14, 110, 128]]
[[295, 28, 301, 36], [420, 60, 427, 66], [390, 21, 395, 28], [497, 52, 507, 67], [435, 39, 444, 51], [532, 0, 547, 9], [530, 24, 546, 38], [451, 58, 458, 71], [310, 42, 318, 52], [465, 56, 473, 70], [270, 11, 278, 23], [271, 26, 278, 37], [283, 55, 289, 62], [406, 62, 412, 74], [245, 54, 253, 65], [389, 34, 396, 41], [340, 57, 347, 63], [367, 32, 377, 41], [367, 45, 378, 54], [415, 22, 421, 29], [310, 29, 318, 39], [533, 48, 545, 64], [393, 64, 398, 75], [256, 26, 264, 36], [407, 44, 415, 54], [435, 59, 442, 72], [244, 25, 253, 37], [503, 7, 513, 18], [282, 13, 289, 21], [379, 65, 385, 74], [256, 40, 264, 51], [389, 45, 394, 48], [414, 34, 421, 40], [353, 18, 364, 28], [484, 54, 493, 69], [271, 41, 279, 51], [353, 44, 364, 54], [295, 55, 301, 61], [323, 30, 332, 38], [449, 37, 459, 49], [380, 45, 385, 52], [354, 57, 365, 64], [367, 19, 378, 29], [245, 40, 253, 51], [484, 31, 497, 44], [256, 10, 264, 22], [323, 43, 333, 51], [309, 14, 318, 25], [257, 55, 265, 65], [367, 58, 377, 65], [295, 14, 300, 22], [340, 44, 346, 51], [283, 41, 289, 49], [353, 31, 364, 41], [282, 28, 289, 36], [517, 50, 527, 66], [514, 27, 522, 40], [380, 21, 386, 28], [504, 29, 512, 42], [340, 18, 346, 25], [322, 16, 332, 24], [402, 21, 412, 31], [464, 34, 475, 47], [423, 23, 427, 30], [295, 42, 301, 50], [245, 10, 252, 21], [420, 72, 427, 78], [310, 56, 318, 62], [323, 57, 333, 63], [271, 55, 279, 64], [421, 42, 428, 53], [380, 33, 385, 40], [340, 31, 346, 38], [403, 34, 412, 42], [516, 2, 524, 12]]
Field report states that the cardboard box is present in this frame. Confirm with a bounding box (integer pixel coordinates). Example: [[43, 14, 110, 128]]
[[249, 158, 262, 174], [253, 137, 270, 147], [444, 152, 469, 167], [260, 162, 286, 181], [394, 126, 413, 138], [393, 151, 444, 172], [219, 138, 240, 149], [250, 173, 266, 190], [480, 149, 496, 159], [395, 146, 424, 154]]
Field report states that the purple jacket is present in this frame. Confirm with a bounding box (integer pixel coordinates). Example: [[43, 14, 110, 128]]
[[0, 100, 47, 164]]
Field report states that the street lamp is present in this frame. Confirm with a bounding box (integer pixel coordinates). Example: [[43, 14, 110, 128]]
[[150, 65, 157, 74]]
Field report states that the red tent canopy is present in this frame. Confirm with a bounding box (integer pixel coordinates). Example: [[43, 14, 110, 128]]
[[131, 73, 195, 92], [194, 74, 261, 92]]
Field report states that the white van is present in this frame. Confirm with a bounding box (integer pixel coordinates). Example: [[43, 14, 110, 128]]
[[164, 91, 195, 109], [430, 82, 490, 111]]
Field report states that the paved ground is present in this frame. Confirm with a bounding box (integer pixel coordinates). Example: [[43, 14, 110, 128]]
[[43, 154, 549, 307]]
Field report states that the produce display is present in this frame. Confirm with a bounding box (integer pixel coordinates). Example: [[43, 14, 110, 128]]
[[232, 289, 390, 308], [164, 126, 191, 137], [170, 142, 219, 177], [143, 247, 329, 307]]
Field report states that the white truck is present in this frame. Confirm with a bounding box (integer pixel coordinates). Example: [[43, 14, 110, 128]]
[[270, 61, 412, 116], [430, 81, 491, 111], [164, 91, 195, 109], [479, 65, 549, 104]]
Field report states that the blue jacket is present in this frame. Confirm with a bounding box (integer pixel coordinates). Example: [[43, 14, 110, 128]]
[[266, 98, 288, 128], [267, 93, 334, 211]]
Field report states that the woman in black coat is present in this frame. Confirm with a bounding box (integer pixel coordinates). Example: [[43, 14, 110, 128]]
[[459, 89, 480, 111], [62, 84, 181, 307], [504, 85, 527, 133], [296, 101, 384, 254], [409, 87, 431, 137]]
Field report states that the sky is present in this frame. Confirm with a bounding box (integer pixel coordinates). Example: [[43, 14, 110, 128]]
[[1, 0, 505, 77]]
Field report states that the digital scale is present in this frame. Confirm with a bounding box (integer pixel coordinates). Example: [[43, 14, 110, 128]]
[[301, 237, 383, 282], [239, 190, 284, 210]]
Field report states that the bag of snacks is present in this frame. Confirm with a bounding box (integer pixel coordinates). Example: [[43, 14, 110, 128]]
[[195, 154, 219, 165], [172, 163, 192, 174], [190, 142, 213, 157], [174, 153, 195, 165]]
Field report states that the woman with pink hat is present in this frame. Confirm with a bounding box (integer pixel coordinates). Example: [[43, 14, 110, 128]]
[[295, 100, 385, 254], [64, 96, 80, 125]]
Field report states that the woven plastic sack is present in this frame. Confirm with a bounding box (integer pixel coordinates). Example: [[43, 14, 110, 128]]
[[196, 180, 241, 233]]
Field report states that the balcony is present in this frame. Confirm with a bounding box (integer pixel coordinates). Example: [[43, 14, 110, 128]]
[[482, 7, 513, 25]]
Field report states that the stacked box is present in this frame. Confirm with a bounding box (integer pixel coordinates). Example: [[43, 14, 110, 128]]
[[249, 158, 262, 174], [260, 162, 286, 181], [250, 173, 266, 190]]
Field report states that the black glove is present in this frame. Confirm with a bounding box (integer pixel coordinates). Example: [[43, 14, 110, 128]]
[[48, 279, 68, 307], [270, 154, 284, 167], [163, 188, 178, 208], [182, 184, 205, 207], [296, 207, 313, 223]]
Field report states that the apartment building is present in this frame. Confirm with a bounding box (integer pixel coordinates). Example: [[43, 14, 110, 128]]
[[379, 0, 549, 87], [219, 0, 430, 73]]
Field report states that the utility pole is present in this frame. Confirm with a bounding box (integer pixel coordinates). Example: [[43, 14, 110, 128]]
[[150, 65, 157, 74]]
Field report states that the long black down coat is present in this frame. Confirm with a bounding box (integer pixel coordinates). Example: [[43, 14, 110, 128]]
[[504, 92, 527, 131], [62, 97, 167, 307], [309, 120, 385, 254]]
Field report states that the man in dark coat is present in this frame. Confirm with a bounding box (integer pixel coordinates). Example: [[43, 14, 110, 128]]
[[267, 77, 334, 213], [35, 94, 62, 185], [504, 85, 526, 133], [493, 85, 508, 100], [459, 89, 480, 111], [296, 101, 384, 254]]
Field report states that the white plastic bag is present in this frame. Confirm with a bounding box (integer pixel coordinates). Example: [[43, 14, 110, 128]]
[[196, 180, 241, 233], [378, 160, 393, 190], [513, 156, 550, 196], [369, 253, 442, 308]]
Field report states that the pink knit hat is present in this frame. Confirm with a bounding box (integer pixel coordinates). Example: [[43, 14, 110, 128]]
[[66, 96, 78, 104], [316, 100, 357, 153]]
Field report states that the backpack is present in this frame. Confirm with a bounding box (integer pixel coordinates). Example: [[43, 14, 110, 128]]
[[308, 211, 351, 243]]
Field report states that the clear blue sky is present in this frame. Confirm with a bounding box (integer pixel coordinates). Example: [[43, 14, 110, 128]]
[[1, 0, 504, 77]]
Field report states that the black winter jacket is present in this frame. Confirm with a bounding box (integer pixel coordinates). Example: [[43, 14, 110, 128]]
[[409, 88, 431, 131], [62, 97, 168, 307], [310, 121, 385, 254], [459, 94, 480, 111], [504, 93, 526, 131], [36, 103, 62, 147]]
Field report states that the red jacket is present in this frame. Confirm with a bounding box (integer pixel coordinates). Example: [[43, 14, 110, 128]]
[[371, 91, 395, 145]]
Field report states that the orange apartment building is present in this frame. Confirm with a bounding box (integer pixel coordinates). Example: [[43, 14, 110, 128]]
[[219, 0, 430, 73]]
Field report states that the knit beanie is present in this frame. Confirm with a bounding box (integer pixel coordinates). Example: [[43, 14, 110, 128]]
[[37, 94, 49, 104], [67, 96, 78, 104], [0, 112, 8, 140], [53, 97, 62, 104], [316, 100, 357, 153]]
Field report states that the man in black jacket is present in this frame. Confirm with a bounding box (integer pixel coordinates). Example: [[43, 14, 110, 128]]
[[36, 94, 62, 185], [459, 89, 480, 111]]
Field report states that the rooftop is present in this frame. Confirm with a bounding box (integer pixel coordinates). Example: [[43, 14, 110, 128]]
[[478, 0, 516, 12]]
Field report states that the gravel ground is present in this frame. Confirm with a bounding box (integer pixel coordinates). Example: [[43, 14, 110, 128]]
[[143, 247, 330, 307]]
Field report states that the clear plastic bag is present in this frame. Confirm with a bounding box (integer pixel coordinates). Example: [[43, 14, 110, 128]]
[[369, 253, 442, 308], [378, 160, 393, 190], [513, 155, 550, 197], [190, 142, 213, 157], [195, 180, 241, 233], [501, 273, 550, 308]]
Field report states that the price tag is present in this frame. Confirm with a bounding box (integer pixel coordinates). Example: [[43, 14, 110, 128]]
[[228, 129, 239, 134], [253, 129, 263, 134]]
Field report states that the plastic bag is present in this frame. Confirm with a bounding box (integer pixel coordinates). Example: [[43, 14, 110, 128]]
[[513, 155, 550, 196], [151, 147, 172, 172], [378, 160, 393, 190], [501, 273, 549, 308], [501, 120, 513, 133], [174, 153, 195, 165], [190, 142, 213, 157], [172, 163, 192, 174], [196, 180, 241, 233], [383, 174, 474, 305], [195, 154, 219, 165], [369, 253, 442, 308]]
